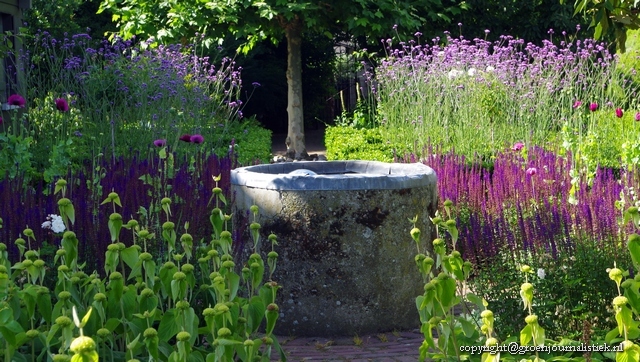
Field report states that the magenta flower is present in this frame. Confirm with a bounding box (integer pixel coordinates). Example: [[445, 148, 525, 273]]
[[153, 139, 166, 147], [0, 116, 3, 124], [7, 94, 25, 107], [179, 134, 192, 142], [589, 102, 598, 112], [636, 112, 640, 121], [55, 98, 69, 112], [511, 142, 524, 151], [190, 134, 204, 144], [526, 167, 537, 176], [572, 101, 582, 109], [616, 108, 624, 118]]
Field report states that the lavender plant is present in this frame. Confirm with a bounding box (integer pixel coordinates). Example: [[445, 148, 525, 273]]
[[1, 30, 258, 183], [372, 29, 639, 160]]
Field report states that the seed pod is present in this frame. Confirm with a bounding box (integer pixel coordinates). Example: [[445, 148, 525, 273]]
[[70, 336, 97, 354], [173, 272, 186, 281], [143, 327, 158, 338], [524, 314, 538, 325], [94, 293, 107, 302], [55, 316, 73, 327], [176, 331, 191, 342], [97, 328, 111, 338]]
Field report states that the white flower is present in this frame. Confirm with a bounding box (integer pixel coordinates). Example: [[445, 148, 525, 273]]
[[537, 268, 546, 279], [467, 68, 477, 76], [485, 65, 495, 72], [436, 51, 445, 57], [447, 69, 464, 80], [43, 214, 66, 233], [51, 214, 66, 233]]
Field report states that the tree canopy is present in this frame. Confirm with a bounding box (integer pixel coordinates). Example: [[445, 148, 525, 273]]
[[564, 0, 640, 52], [99, 0, 468, 158]]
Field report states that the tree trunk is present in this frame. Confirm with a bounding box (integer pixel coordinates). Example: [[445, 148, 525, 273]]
[[284, 17, 307, 160]]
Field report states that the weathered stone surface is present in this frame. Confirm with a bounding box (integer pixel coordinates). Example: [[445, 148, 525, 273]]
[[231, 161, 438, 337]]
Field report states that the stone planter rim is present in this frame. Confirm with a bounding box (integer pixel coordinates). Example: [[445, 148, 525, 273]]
[[230, 160, 435, 191]]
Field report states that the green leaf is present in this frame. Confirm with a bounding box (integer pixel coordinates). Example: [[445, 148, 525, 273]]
[[80, 307, 93, 328], [22, 288, 37, 319], [617, 342, 640, 362], [0, 320, 24, 345], [104, 249, 118, 275], [532, 324, 545, 346], [459, 318, 478, 338], [629, 234, 640, 268], [65, 203, 76, 225], [105, 318, 121, 332], [265, 307, 278, 336], [520, 324, 532, 346], [143, 260, 156, 287], [146, 335, 160, 361], [227, 271, 240, 301], [120, 246, 139, 269], [71, 350, 99, 362], [247, 296, 266, 333], [127, 333, 142, 351], [158, 309, 181, 342], [37, 291, 52, 324], [438, 277, 457, 310], [108, 218, 123, 242], [62, 233, 78, 268]]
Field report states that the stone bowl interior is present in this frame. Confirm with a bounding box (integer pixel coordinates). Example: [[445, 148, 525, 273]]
[[231, 160, 435, 191]]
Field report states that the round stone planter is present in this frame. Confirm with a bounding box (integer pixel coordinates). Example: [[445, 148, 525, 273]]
[[230, 160, 438, 336]]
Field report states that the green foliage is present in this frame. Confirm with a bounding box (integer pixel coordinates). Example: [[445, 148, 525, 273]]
[[224, 118, 272, 165], [568, 0, 640, 52], [23, 0, 116, 39], [0, 177, 284, 361], [324, 125, 395, 162], [617, 29, 640, 75], [562, 107, 640, 171], [454, 0, 587, 45], [470, 241, 626, 341], [413, 201, 618, 362], [99, 0, 465, 48]]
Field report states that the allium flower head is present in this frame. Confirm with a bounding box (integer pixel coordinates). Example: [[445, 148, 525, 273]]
[[55, 98, 69, 112], [190, 134, 204, 144], [616, 108, 623, 118], [526, 167, 537, 176], [636, 112, 640, 122], [589, 102, 598, 112], [153, 139, 166, 147], [572, 101, 582, 109], [447, 69, 464, 80], [179, 134, 192, 142], [8, 94, 25, 107], [511, 142, 524, 151]]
